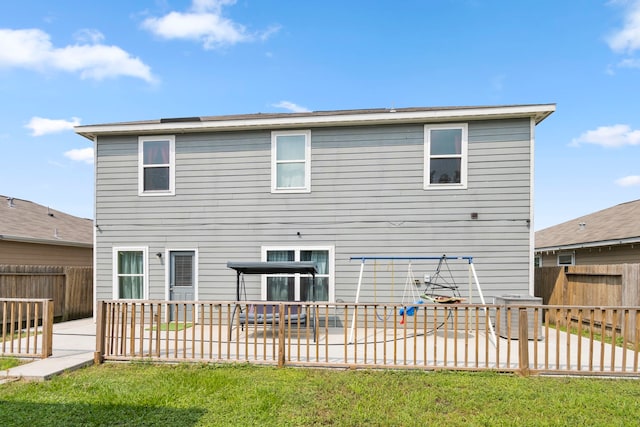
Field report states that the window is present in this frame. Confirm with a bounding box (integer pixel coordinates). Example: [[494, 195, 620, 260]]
[[424, 124, 468, 189], [139, 135, 175, 195], [557, 253, 574, 266], [113, 247, 147, 299], [261, 246, 334, 302], [271, 130, 311, 193], [534, 256, 542, 268]]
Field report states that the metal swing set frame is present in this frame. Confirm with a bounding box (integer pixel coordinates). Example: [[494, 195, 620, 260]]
[[348, 255, 497, 345]]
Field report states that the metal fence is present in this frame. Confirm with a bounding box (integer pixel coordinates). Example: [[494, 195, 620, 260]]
[[94, 300, 640, 377]]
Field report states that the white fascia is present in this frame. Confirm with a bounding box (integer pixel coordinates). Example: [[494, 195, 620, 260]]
[[76, 105, 557, 139]]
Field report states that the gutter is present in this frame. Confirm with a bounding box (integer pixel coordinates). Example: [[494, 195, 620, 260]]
[[0, 234, 92, 248], [535, 236, 640, 253]]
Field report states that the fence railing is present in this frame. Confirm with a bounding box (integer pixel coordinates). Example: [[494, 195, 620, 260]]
[[0, 298, 54, 358], [95, 300, 640, 376]]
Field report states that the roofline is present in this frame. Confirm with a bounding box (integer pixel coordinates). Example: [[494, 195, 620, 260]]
[[75, 104, 556, 140], [0, 234, 92, 248], [535, 236, 640, 253]]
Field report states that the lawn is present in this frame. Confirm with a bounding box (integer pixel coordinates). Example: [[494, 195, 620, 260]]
[[1, 363, 639, 426]]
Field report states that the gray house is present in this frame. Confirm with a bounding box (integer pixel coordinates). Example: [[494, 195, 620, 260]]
[[76, 104, 555, 307]]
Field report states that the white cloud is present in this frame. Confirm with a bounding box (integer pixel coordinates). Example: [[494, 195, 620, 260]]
[[616, 175, 640, 186], [26, 116, 81, 136], [272, 101, 310, 113], [73, 28, 105, 44], [0, 28, 156, 83], [607, 0, 640, 54], [142, 0, 279, 50], [571, 124, 640, 147], [64, 147, 94, 164], [618, 57, 640, 68]]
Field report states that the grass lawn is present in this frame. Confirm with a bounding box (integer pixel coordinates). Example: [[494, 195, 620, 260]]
[[1, 363, 639, 426], [0, 356, 21, 370]]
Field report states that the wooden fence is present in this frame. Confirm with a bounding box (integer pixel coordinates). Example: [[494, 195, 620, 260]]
[[95, 300, 640, 377], [0, 265, 93, 322], [535, 265, 640, 342], [0, 298, 54, 358]]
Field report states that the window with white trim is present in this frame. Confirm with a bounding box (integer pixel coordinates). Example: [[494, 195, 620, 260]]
[[534, 255, 542, 268], [113, 247, 147, 299], [139, 135, 175, 195], [261, 246, 334, 302], [557, 253, 574, 266], [424, 124, 468, 189], [271, 130, 311, 193]]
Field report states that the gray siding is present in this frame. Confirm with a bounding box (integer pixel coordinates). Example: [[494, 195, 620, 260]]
[[95, 118, 533, 303]]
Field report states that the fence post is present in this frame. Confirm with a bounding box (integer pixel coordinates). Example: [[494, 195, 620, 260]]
[[94, 301, 106, 364], [518, 308, 530, 376], [277, 303, 285, 368], [41, 299, 54, 358]]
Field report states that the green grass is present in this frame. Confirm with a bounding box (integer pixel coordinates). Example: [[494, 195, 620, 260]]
[[554, 323, 638, 350], [0, 356, 20, 370], [147, 322, 192, 332], [1, 364, 640, 426]]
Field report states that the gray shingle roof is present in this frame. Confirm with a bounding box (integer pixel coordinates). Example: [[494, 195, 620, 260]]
[[0, 195, 92, 247], [535, 199, 640, 250]]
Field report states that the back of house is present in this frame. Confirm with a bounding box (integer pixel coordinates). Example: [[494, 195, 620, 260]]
[[76, 104, 555, 306]]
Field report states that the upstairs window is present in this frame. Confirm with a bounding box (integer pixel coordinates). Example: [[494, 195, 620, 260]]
[[139, 135, 175, 195], [271, 130, 311, 193], [424, 124, 468, 189]]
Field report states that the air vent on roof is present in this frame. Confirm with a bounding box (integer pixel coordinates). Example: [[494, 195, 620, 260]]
[[578, 222, 586, 230], [6, 197, 14, 208], [160, 117, 201, 123]]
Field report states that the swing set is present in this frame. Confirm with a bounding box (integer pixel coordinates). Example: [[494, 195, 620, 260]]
[[348, 255, 497, 345]]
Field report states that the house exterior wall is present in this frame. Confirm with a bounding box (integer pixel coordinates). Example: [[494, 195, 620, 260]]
[[0, 240, 92, 266], [95, 118, 534, 303], [538, 244, 640, 266]]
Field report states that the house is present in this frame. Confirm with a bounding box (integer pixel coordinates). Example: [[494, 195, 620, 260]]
[[0, 196, 93, 266], [75, 104, 555, 308], [535, 199, 640, 266]]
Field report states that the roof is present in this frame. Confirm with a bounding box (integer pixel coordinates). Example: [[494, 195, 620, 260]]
[[0, 196, 93, 247], [535, 199, 640, 251], [226, 261, 318, 275], [75, 104, 556, 140]]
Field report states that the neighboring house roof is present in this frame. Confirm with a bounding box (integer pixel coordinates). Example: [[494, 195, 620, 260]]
[[75, 104, 556, 139], [535, 199, 640, 252], [0, 195, 93, 247]]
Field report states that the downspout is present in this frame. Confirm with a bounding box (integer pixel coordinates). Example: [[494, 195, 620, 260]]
[[528, 117, 535, 296], [93, 135, 98, 322]]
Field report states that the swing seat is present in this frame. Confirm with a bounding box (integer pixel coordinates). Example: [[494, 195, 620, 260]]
[[239, 303, 307, 325], [422, 294, 465, 304], [399, 300, 424, 317]]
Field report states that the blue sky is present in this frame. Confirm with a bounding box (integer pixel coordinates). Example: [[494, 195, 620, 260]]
[[0, 0, 639, 230]]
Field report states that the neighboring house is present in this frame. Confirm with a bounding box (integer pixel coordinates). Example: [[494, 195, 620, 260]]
[[535, 199, 640, 266], [75, 104, 555, 307], [0, 196, 93, 266]]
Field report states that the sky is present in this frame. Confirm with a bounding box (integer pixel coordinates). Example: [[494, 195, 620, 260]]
[[0, 0, 639, 231]]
